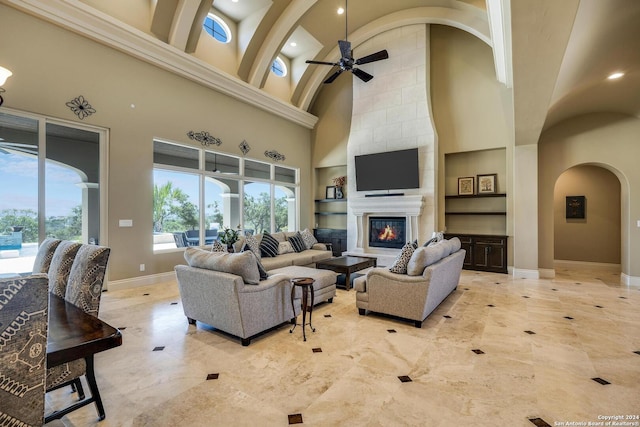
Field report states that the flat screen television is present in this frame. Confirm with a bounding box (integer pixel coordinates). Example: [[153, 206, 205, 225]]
[[355, 148, 420, 192]]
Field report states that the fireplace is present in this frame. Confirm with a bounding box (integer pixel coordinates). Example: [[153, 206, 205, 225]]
[[369, 217, 406, 249]]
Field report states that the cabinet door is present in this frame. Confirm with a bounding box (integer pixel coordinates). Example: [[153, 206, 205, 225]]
[[473, 237, 506, 272], [458, 236, 474, 269]]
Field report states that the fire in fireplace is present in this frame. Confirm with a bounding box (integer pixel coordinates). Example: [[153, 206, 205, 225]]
[[369, 217, 406, 249]]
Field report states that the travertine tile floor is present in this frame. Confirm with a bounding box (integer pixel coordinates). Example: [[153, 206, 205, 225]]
[[46, 268, 640, 426]]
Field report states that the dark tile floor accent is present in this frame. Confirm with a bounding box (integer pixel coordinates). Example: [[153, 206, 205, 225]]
[[206, 373, 219, 380], [152, 346, 165, 351], [324, 314, 332, 318], [595, 305, 604, 308], [464, 288, 469, 290], [170, 302, 178, 305], [619, 296, 628, 299], [592, 377, 611, 385], [633, 351, 640, 356], [564, 316, 574, 320], [495, 282, 501, 285], [118, 327, 127, 330], [387, 329, 397, 333], [472, 349, 485, 354], [443, 315, 452, 319], [143, 293, 150, 296], [575, 282, 581, 285], [551, 288, 558, 291], [529, 418, 552, 427], [288, 414, 303, 424], [487, 304, 495, 307], [312, 348, 322, 353], [524, 330, 536, 335], [398, 376, 412, 383], [522, 296, 530, 299]]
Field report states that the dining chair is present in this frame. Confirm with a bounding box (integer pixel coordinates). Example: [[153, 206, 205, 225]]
[[0, 274, 49, 426], [46, 244, 111, 421], [47, 240, 82, 298], [32, 238, 62, 274]]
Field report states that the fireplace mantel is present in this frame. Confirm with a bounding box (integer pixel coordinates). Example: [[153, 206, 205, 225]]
[[347, 195, 424, 264]]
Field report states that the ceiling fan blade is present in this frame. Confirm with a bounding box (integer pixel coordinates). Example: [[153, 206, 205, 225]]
[[306, 60, 339, 66], [352, 68, 374, 82], [338, 40, 352, 59], [355, 49, 389, 65], [324, 69, 344, 84]]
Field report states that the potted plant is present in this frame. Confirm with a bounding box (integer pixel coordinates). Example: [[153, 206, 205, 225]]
[[219, 226, 240, 252], [333, 176, 346, 199]]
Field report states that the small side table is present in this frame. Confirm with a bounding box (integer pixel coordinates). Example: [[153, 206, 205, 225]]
[[289, 277, 315, 341]]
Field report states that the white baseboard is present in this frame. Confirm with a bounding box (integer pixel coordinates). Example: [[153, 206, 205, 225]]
[[538, 268, 555, 279], [554, 260, 621, 272], [107, 271, 176, 291], [621, 273, 640, 287], [511, 268, 540, 279]]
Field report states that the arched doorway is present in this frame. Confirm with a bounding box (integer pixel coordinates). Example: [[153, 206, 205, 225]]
[[553, 164, 621, 271]]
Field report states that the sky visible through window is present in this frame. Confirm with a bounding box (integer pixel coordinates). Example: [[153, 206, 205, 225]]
[[0, 152, 81, 217]]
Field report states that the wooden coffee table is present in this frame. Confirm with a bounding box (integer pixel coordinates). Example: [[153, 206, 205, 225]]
[[316, 256, 377, 290]]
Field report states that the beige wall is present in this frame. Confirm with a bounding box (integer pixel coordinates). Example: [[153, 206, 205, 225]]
[[0, 5, 312, 281], [553, 165, 621, 264], [539, 113, 640, 277]]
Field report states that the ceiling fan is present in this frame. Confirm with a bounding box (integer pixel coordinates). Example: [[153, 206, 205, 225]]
[[305, 0, 389, 84]]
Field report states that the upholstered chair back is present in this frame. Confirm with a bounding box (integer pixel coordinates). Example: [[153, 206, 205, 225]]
[[64, 245, 111, 317], [32, 238, 62, 274], [0, 274, 49, 427], [47, 241, 82, 298]]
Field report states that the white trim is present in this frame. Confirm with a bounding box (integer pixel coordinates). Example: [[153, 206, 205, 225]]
[[107, 271, 176, 291], [511, 268, 540, 279], [486, 0, 512, 87], [554, 259, 621, 272], [621, 273, 640, 287], [538, 268, 555, 279], [3, 0, 317, 129]]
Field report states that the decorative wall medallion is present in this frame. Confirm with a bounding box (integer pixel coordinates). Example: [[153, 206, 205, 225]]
[[187, 131, 222, 147], [239, 140, 250, 155], [264, 150, 285, 162], [66, 96, 96, 120]]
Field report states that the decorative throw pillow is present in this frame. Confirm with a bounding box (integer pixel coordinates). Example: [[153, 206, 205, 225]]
[[259, 232, 279, 258], [449, 237, 461, 253], [243, 233, 261, 260], [423, 237, 437, 247], [288, 232, 306, 253], [278, 241, 294, 254], [388, 242, 416, 274], [242, 246, 268, 281], [210, 240, 226, 252], [184, 248, 260, 284], [300, 228, 318, 250]]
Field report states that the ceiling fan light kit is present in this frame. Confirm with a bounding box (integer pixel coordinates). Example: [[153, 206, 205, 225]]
[[305, 0, 389, 84]]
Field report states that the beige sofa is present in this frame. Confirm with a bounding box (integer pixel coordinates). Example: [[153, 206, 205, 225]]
[[233, 231, 333, 270], [175, 246, 337, 346], [354, 238, 465, 328]]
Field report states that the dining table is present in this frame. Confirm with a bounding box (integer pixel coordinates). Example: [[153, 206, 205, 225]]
[[46, 293, 122, 422]]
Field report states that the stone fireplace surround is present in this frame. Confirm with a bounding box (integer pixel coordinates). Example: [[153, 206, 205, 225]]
[[344, 195, 424, 266]]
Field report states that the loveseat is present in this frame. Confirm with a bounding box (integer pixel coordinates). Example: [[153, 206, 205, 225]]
[[175, 244, 338, 345], [354, 238, 465, 328]]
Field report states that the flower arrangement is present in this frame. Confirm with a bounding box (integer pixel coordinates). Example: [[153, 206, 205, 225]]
[[333, 176, 346, 188]]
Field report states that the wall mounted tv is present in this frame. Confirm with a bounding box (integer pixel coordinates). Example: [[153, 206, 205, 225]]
[[355, 148, 420, 191]]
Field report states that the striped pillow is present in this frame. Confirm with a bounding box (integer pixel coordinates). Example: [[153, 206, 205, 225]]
[[260, 232, 279, 258], [288, 232, 306, 253]]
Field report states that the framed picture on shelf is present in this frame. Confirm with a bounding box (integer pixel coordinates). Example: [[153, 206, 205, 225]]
[[477, 173, 497, 194], [458, 177, 475, 195], [325, 186, 336, 199]]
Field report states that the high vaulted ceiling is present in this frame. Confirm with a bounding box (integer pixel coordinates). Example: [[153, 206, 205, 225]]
[[2, 0, 639, 143]]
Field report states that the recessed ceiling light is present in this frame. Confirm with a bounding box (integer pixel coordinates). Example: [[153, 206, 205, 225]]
[[290, 42, 297, 47], [607, 72, 624, 80], [232, 0, 238, 3], [337, 7, 344, 15]]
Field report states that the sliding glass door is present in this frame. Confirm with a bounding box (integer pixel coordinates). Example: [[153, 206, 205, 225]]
[[0, 110, 106, 274]]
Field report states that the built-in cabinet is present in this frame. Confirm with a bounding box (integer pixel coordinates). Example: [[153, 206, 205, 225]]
[[444, 149, 508, 273], [314, 166, 347, 256]]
